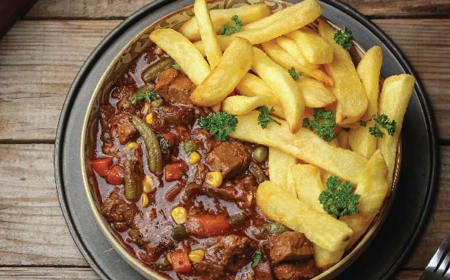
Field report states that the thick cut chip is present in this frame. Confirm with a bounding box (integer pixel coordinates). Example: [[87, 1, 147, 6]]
[[256, 181, 353, 252], [230, 112, 368, 184], [261, 40, 333, 86], [314, 245, 345, 268], [275, 36, 318, 69], [222, 95, 278, 116], [349, 46, 383, 158], [297, 77, 336, 108], [179, 3, 271, 40], [252, 48, 304, 133], [287, 28, 334, 65], [194, 35, 234, 55], [290, 164, 325, 213], [194, 0, 222, 67], [318, 19, 368, 125], [234, 0, 322, 45], [378, 74, 415, 186], [269, 148, 297, 196], [191, 37, 253, 106], [149, 28, 210, 85], [236, 73, 280, 102]]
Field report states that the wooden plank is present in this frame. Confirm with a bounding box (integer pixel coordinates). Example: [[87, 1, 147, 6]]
[[0, 143, 448, 269], [23, 0, 450, 19], [0, 144, 87, 266], [0, 19, 449, 141], [0, 267, 423, 279], [0, 267, 98, 279]]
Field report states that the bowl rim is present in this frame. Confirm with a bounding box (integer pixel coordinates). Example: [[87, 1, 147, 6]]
[[79, 1, 403, 279]]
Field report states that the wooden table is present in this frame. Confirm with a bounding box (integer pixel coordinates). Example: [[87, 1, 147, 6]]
[[0, 0, 449, 279]]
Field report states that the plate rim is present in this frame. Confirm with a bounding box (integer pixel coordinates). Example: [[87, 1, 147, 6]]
[[54, 0, 440, 279]]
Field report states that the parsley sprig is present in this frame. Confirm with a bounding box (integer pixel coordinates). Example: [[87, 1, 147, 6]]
[[220, 15, 242, 36], [251, 250, 263, 268], [130, 88, 160, 105], [198, 112, 238, 141], [303, 108, 336, 141], [288, 67, 302, 81], [360, 114, 396, 138], [257, 106, 281, 129], [334, 27, 353, 50], [319, 176, 360, 218]]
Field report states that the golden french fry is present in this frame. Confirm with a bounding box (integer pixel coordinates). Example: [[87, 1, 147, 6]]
[[194, 35, 234, 55], [149, 28, 210, 85], [337, 129, 350, 149], [287, 28, 334, 65], [275, 36, 318, 69], [179, 3, 271, 41], [318, 19, 368, 125], [348, 46, 383, 158], [237, 73, 279, 100], [235, 0, 322, 44], [314, 245, 345, 268], [230, 112, 368, 184], [269, 148, 297, 196], [290, 164, 325, 213], [191, 37, 253, 106], [378, 74, 415, 186], [297, 77, 336, 108], [222, 95, 275, 115], [252, 48, 304, 133], [194, 0, 222, 67], [261, 40, 333, 86], [256, 181, 353, 251]]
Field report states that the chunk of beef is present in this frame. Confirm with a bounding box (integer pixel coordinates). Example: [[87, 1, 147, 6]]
[[206, 141, 251, 178], [155, 68, 195, 106], [111, 112, 138, 144], [184, 177, 256, 208], [191, 128, 216, 152], [151, 105, 195, 132], [254, 261, 274, 280], [112, 85, 136, 114], [273, 260, 319, 280], [269, 232, 314, 264], [101, 188, 139, 232], [196, 235, 253, 278]]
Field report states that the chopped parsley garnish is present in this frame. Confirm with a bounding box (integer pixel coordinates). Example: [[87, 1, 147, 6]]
[[258, 106, 281, 129], [251, 250, 263, 268], [288, 67, 302, 81], [303, 108, 336, 141], [172, 63, 181, 71], [220, 15, 242, 36], [130, 88, 160, 105], [158, 136, 171, 153], [360, 114, 396, 138], [334, 27, 353, 50], [319, 176, 360, 218], [198, 112, 238, 141]]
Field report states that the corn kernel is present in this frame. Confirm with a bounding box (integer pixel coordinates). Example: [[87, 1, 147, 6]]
[[188, 151, 201, 164], [206, 171, 223, 187], [145, 114, 153, 124], [142, 176, 154, 193], [188, 249, 205, 263], [171, 206, 187, 224], [126, 142, 139, 150], [141, 193, 149, 208], [166, 253, 172, 264]]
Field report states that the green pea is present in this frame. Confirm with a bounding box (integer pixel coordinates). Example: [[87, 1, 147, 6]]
[[252, 146, 268, 163]]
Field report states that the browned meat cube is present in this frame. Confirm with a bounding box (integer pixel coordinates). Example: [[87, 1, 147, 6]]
[[254, 261, 274, 280], [101, 188, 139, 232], [155, 68, 178, 92], [112, 85, 136, 114], [111, 112, 138, 144], [195, 235, 253, 278], [150, 105, 195, 132], [269, 232, 314, 263], [206, 141, 251, 178], [273, 260, 319, 280]]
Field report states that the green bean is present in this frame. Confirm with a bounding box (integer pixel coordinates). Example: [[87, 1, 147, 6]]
[[142, 58, 175, 82], [123, 159, 142, 202], [132, 116, 163, 175], [249, 162, 268, 184]]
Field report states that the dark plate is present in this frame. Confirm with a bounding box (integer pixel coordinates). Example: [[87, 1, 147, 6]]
[[54, 0, 439, 279]]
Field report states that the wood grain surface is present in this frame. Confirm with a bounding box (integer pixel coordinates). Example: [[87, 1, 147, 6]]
[[0, 0, 448, 279]]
